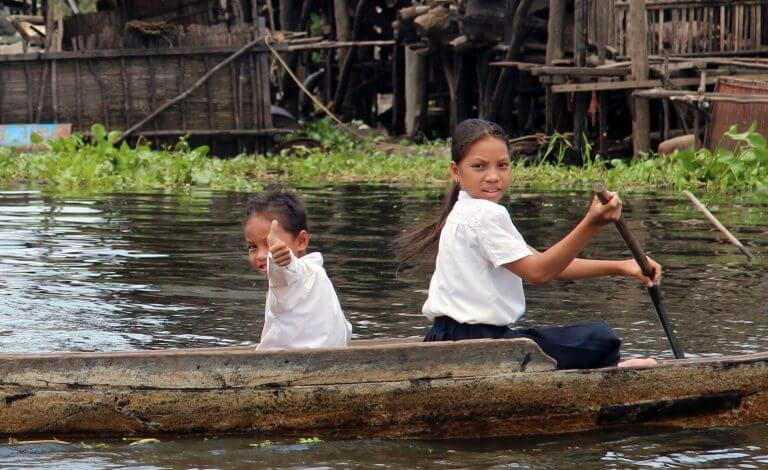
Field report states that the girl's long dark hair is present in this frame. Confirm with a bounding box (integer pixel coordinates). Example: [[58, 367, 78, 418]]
[[395, 119, 509, 265]]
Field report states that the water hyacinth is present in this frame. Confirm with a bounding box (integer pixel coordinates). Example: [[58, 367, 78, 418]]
[[0, 121, 765, 193]]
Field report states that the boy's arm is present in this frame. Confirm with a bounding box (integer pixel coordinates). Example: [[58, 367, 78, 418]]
[[267, 251, 300, 288]]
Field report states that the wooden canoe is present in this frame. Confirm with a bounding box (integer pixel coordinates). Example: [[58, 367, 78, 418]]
[[1, 338, 768, 439]]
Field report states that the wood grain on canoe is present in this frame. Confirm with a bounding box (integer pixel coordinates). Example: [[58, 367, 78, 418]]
[[2, 352, 768, 438], [0, 338, 556, 390]]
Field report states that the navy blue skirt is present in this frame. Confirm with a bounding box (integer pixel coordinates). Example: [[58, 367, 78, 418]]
[[424, 316, 621, 370]]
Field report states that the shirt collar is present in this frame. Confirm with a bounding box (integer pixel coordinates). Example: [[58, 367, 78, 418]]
[[458, 190, 473, 201]]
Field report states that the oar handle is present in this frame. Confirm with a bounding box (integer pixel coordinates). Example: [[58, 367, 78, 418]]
[[594, 184, 655, 279]]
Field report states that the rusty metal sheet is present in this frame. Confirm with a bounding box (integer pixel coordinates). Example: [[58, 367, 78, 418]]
[[705, 77, 768, 150], [0, 123, 71, 150]]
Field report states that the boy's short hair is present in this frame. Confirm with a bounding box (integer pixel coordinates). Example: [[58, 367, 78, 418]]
[[245, 189, 308, 236]]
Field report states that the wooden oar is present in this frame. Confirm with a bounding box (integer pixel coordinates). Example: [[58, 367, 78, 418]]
[[594, 184, 685, 359]]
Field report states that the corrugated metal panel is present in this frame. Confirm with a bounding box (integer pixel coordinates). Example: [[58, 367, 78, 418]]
[[705, 77, 768, 150]]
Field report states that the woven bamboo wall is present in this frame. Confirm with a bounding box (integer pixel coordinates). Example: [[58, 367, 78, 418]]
[[0, 48, 271, 132]]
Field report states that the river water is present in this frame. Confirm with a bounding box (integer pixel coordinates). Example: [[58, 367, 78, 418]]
[[0, 185, 765, 468]]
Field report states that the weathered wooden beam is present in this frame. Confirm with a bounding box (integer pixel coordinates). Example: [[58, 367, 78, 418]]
[[488, 0, 534, 121], [405, 47, 428, 137], [552, 73, 768, 92], [573, 0, 589, 151], [629, 0, 651, 155], [635, 89, 768, 103], [545, 0, 567, 134]]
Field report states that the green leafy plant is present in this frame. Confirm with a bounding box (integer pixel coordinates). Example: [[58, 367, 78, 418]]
[[671, 122, 768, 192], [0, 120, 765, 194]]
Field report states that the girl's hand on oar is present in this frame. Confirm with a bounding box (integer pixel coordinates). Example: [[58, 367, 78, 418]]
[[586, 191, 622, 226], [267, 220, 292, 267], [619, 256, 662, 288]]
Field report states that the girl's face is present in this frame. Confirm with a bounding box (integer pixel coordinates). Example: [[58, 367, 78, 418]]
[[451, 136, 511, 202], [244, 214, 309, 277]]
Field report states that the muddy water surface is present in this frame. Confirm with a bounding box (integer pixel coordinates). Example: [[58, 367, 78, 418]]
[[0, 185, 765, 468]]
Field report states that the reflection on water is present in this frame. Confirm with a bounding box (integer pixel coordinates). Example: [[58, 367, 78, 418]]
[[3, 426, 768, 468], [0, 184, 765, 468]]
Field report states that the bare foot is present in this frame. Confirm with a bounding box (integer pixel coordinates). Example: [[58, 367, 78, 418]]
[[618, 358, 658, 368]]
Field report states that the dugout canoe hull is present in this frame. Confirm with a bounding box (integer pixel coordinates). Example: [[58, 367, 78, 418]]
[[2, 338, 768, 439]]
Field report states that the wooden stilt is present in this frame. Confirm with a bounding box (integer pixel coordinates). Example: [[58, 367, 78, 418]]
[[545, 0, 566, 134], [629, 0, 651, 155], [405, 48, 428, 137], [391, 44, 405, 135], [573, 0, 588, 153]]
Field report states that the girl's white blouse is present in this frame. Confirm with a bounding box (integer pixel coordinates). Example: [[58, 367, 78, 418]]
[[257, 251, 352, 350], [422, 190, 532, 326]]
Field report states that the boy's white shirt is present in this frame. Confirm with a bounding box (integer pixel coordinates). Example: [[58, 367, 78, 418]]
[[422, 190, 533, 326], [257, 250, 352, 350]]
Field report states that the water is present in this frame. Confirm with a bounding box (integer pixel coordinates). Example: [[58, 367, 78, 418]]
[[0, 185, 765, 468]]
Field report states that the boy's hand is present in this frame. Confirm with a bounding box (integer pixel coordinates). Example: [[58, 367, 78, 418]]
[[620, 256, 662, 287], [268, 220, 292, 267], [586, 191, 622, 226]]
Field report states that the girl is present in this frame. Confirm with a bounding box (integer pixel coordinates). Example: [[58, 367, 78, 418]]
[[396, 119, 658, 369], [245, 190, 352, 350]]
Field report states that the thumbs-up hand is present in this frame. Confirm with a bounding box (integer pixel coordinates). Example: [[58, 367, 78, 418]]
[[268, 219, 292, 267]]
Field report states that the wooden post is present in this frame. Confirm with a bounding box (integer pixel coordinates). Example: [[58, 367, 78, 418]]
[[405, 48, 428, 138], [279, 0, 300, 117], [545, 0, 566, 134], [391, 44, 405, 135], [629, 0, 651, 155], [333, 0, 351, 42], [573, 0, 588, 153], [597, 0, 609, 155], [332, 0, 369, 115], [488, 0, 533, 122]]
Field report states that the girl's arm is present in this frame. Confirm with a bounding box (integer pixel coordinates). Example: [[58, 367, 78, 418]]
[[503, 193, 622, 285], [551, 257, 661, 287]]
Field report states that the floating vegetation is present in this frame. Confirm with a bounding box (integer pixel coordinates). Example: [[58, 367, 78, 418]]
[[0, 120, 765, 194]]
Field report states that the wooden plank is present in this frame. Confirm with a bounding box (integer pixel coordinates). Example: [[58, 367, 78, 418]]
[[87, 59, 109, 129], [552, 73, 768, 92], [736, 4, 743, 52], [720, 5, 726, 51], [629, 0, 651, 154], [617, 0, 764, 7], [51, 59, 58, 122], [248, 53, 259, 133], [178, 56, 186, 131], [0, 42, 393, 64], [120, 57, 130, 128], [529, 66, 628, 77], [573, 0, 588, 151], [148, 56, 158, 132], [0, 339, 556, 389], [635, 89, 768, 103], [74, 59, 82, 130], [34, 62, 48, 123], [203, 55, 214, 130]]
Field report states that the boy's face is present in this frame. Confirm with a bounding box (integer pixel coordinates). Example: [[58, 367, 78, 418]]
[[245, 215, 308, 278], [451, 136, 511, 203]]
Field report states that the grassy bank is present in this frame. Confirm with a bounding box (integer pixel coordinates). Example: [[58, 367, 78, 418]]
[[0, 121, 766, 193]]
